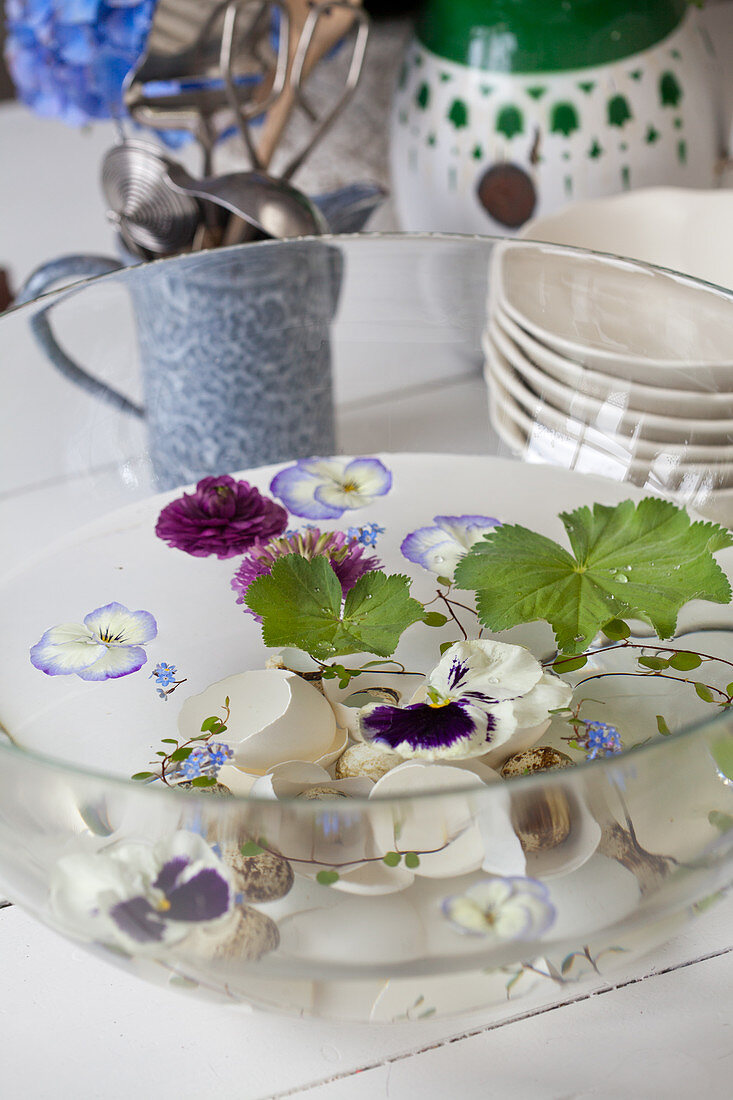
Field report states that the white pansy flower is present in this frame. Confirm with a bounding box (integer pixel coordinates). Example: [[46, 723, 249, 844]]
[[358, 639, 572, 764]]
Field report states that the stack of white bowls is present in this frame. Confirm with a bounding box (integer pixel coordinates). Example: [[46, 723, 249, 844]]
[[484, 236, 733, 526]]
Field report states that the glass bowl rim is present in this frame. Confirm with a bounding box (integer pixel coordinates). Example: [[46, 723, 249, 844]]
[[7, 230, 733, 318], [0, 701, 730, 807]]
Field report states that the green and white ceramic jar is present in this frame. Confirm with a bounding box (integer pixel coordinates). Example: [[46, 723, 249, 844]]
[[390, 0, 721, 233]]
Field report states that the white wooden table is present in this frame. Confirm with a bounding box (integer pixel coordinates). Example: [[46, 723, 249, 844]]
[[2, 10, 733, 1095]]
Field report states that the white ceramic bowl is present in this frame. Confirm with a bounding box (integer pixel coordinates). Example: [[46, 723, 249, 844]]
[[492, 244, 733, 385], [486, 321, 733, 445], [486, 359, 733, 492], [520, 187, 733, 293], [486, 344, 733, 465], [492, 307, 733, 419]]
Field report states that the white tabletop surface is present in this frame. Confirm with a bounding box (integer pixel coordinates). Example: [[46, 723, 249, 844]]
[[2, 10, 733, 1098]]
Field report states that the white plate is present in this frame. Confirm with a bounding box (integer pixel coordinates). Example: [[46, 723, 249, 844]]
[[486, 331, 733, 462], [4, 452, 733, 782], [493, 306, 733, 419], [492, 244, 733, 386]]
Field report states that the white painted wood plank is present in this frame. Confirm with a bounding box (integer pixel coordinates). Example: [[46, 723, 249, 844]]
[[0, 896, 731, 1100], [295, 948, 733, 1100]]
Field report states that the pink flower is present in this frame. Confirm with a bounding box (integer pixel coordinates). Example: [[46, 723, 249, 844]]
[[155, 476, 287, 559], [232, 527, 381, 616]]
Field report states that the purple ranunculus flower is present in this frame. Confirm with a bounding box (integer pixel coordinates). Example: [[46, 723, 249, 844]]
[[231, 526, 381, 616], [155, 475, 288, 559]]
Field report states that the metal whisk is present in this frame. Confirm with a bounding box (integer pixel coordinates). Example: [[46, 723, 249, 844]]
[[101, 141, 202, 258]]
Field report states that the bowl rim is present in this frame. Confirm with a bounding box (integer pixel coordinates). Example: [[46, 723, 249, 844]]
[[3, 231, 733, 805], [7, 230, 733, 317], [487, 344, 733, 464], [493, 305, 733, 410]]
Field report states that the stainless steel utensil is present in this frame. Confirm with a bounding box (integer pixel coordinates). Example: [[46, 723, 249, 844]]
[[101, 141, 201, 257], [223, 0, 369, 243], [101, 139, 328, 253], [164, 162, 328, 237], [256, 0, 367, 173], [124, 0, 291, 172]]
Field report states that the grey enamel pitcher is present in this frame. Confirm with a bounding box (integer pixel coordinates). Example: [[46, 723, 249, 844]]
[[17, 240, 344, 491]]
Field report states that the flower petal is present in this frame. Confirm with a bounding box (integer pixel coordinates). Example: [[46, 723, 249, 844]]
[[270, 462, 344, 520], [83, 602, 157, 645], [429, 640, 542, 702], [165, 868, 231, 923], [400, 526, 463, 576], [312, 457, 392, 512], [433, 515, 500, 543], [509, 672, 573, 730], [342, 457, 392, 496], [76, 644, 148, 681], [401, 515, 499, 578], [110, 896, 167, 944], [30, 623, 104, 676]]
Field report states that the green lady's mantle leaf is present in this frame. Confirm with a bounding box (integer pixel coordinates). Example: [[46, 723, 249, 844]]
[[244, 555, 424, 660], [454, 498, 733, 654]]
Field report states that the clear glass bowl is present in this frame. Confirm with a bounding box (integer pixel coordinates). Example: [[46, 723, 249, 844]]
[[1, 235, 732, 1023]]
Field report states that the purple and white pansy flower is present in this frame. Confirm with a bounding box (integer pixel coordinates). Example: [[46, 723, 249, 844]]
[[30, 602, 157, 681], [401, 515, 501, 580], [50, 832, 235, 953], [442, 876, 556, 941], [270, 457, 392, 520], [358, 639, 572, 763]]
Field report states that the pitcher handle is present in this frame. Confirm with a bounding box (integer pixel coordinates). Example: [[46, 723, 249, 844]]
[[16, 254, 144, 419]]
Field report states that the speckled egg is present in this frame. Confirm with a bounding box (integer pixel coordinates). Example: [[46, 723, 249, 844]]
[[500, 747, 574, 778], [175, 780, 232, 796], [501, 748, 575, 853], [223, 847, 294, 902], [191, 906, 280, 961], [297, 786, 349, 800], [335, 742, 401, 782]]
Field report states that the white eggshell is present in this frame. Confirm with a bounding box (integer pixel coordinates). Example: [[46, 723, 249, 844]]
[[178, 669, 343, 775]]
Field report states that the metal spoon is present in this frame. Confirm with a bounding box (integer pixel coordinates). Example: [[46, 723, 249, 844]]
[[164, 161, 328, 238]]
